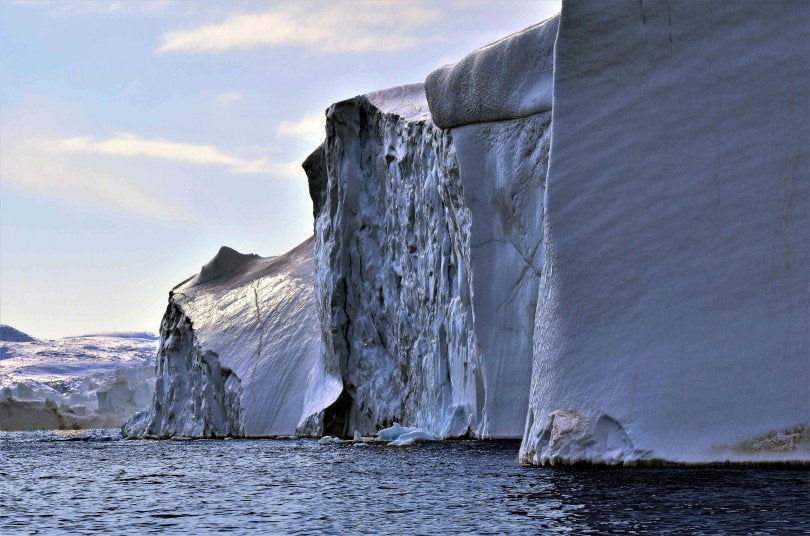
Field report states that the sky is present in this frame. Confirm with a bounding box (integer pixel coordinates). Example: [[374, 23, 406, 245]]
[[0, 0, 561, 338]]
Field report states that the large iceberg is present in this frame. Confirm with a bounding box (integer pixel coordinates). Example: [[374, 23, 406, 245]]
[[0, 330, 157, 431], [123, 238, 342, 438], [125, 1, 808, 463], [307, 72, 550, 438], [520, 0, 809, 464]]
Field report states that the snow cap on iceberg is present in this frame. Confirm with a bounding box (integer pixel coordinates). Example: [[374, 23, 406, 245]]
[[425, 14, 558, 128]]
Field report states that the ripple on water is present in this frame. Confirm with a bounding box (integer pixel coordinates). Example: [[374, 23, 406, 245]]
[[0, 432, 807, 535]]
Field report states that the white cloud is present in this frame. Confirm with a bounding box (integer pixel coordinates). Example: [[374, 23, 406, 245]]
[[276, 113, 326, 145], [217, 91, 243, 107], [37, 133, 280, 175], [1, 142, 185, 222], [157, 1, 440, 54]]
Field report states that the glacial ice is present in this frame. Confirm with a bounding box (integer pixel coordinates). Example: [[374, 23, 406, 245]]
[[308, 74, 549, 438], [123, 237, 342, 438], [125, 1, 808, 463], [376, 422, 419, 441], [519, 0, 810, 465], [0, 332, 157, 431]]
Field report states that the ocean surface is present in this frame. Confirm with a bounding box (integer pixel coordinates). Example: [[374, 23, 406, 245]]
[[1, 431, 807, 535]]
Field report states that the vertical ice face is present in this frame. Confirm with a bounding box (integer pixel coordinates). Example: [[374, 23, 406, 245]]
[[520, 0, 810, 464], [310, 75, 552, 437], [452, 115, 551, 437], [310, 86, 484, 438], [123, 238, 342, 438]]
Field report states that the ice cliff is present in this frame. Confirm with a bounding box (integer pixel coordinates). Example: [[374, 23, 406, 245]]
[[126, 1, 808, 463], [519, 0, 809, 464], [307, 53, 553, 437]]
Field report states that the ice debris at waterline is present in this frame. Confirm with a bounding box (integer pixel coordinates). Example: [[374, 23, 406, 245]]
[[0, 331, 157, 431], [125, 0, 808, 464], [316, 423, 435, 447]]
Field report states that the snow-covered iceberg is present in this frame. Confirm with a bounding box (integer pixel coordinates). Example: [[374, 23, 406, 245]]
[[123, 238, 342, 438], [519, 0, 809, 464], [0, 331, 156, 431]]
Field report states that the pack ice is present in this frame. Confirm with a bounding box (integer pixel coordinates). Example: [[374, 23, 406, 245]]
[[125, 1, 808, 463], [0, 326, 156, 431]]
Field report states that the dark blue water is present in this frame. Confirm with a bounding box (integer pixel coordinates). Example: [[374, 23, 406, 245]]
[[1, 431, 807, 535]]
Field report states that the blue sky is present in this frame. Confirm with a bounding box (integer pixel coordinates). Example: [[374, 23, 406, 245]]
[[0, 0, 560, 338]]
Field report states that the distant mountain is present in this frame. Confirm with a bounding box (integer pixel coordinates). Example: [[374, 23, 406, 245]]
[[0, 325, 35, 342]]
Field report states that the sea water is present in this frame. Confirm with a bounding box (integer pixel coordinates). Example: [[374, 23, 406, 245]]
[[1, 431, 807, 534]]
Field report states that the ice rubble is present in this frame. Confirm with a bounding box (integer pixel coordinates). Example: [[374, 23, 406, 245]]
[[0, 332, 156, 431], [519, 0, 809, 465], [123, 237, 342, 438], [126, 1, 808, 463]]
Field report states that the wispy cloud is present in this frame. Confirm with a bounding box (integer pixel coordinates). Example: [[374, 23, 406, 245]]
[[2, 143, 186, 222], [157, 1, 440, 54], [38, 133, 277, 175], [217, 91, 243, 107], [276, 113, 326, 145]]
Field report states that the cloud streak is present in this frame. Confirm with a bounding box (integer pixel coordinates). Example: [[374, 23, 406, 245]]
[[157, 1, 439, 54], [39, 133, 282, 175], [276, 113, 326, 145]]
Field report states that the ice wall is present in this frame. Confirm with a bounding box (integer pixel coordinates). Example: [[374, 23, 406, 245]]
[[309, 71, 551, 437], [520, 0, 810, 464], [310, 86, 484, 438], [123, 238, 342, 438]]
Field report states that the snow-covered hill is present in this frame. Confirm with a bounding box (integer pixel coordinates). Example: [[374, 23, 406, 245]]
[[0, 331, 156, 431], [0, 325, 36, 343]]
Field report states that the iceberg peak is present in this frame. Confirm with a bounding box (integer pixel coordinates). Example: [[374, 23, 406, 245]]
[[194, 246, 260, 285]]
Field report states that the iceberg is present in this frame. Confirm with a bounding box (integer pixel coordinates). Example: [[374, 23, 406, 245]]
[[520, 0, 809, 464], [123, 238, 342, 438], [308, 70, 549, 438], [126, 1, 808, 464], [0, 331, 157, 431]]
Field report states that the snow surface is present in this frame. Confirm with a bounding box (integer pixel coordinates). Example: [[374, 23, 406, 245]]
[[0, 333, 156, 431], [425, 15, 558, 129], [123, 237, 342, 438], [520, 0, 810, 465]]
